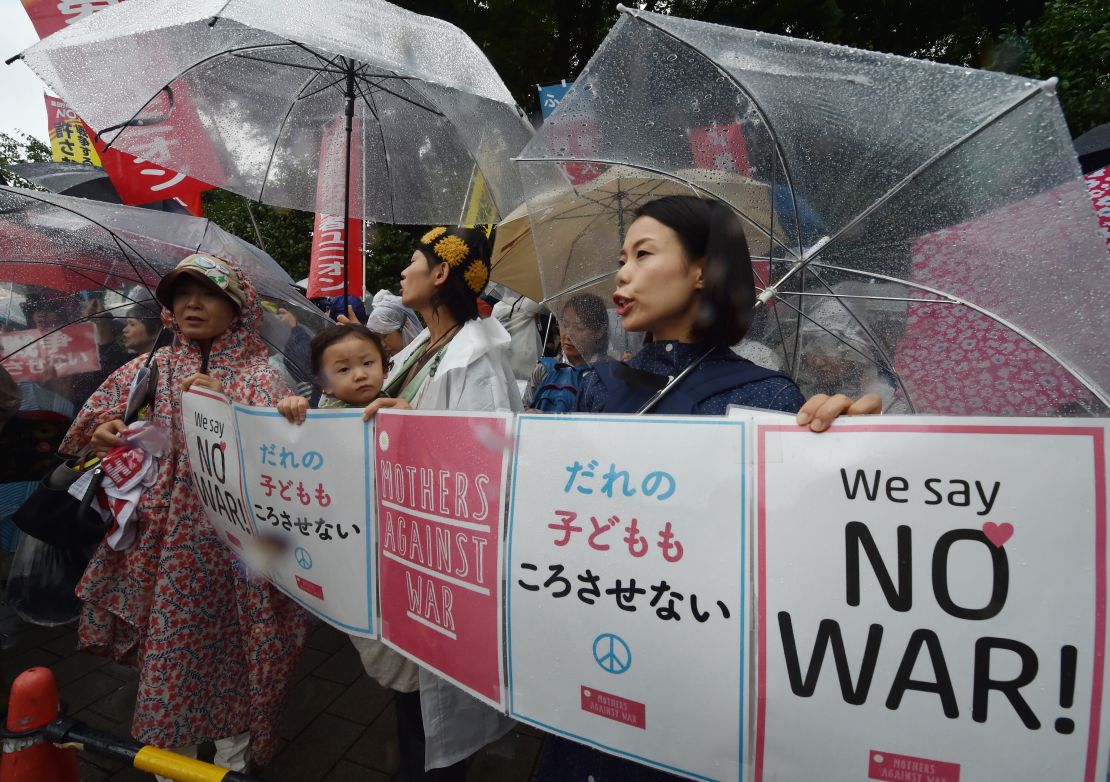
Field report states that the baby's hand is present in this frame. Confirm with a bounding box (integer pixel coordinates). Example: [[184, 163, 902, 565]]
[[278, 395, 310, 425], [361, 397, 410, 422]]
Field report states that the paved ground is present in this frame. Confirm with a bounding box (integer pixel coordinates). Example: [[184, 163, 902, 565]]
[[0, 587, 542, 781]]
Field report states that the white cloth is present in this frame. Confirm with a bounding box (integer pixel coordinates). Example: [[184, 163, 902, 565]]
[[349, 634, 419, 693], [366, 289, 422, 345], [387, 317, 524, 415], [491, 294, 543, 383], [68, 421, 165, 551], [154, 730, 250, 781], [382, 316, 520, 770]]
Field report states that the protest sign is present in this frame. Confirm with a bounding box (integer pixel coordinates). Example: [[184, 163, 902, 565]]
[[182, 391, 377, 637], [183, 389, 254, 548], [507, 414, 747, 781], [375, 410, 511, 709], [236, 405, 377, 637], [755, 417, 1110, 782], [0, 324, 100, 383]]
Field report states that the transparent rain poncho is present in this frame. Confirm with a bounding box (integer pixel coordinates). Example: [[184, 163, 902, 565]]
[[20, 0, 533, 225], [515, 7, 1110, 416], [0, 186, 331, 402]]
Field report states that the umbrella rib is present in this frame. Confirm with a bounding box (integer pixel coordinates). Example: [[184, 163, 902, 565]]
[[293, 72, 351, 103], [515, 157, 796, 259], [2, 189, 159, 284], [810, 261, 1110, 409], [765, 292, 899, 378], [229, 52, 350, 76], [802, 266, 917, 412], [788, 290, 953, 304], [1, 300, 148, 362], [352, 77, 397, 223], [257, 51, 345, 204], [94, 41, 299, 149], [287, 39, 352, 73], [539, 270, 616, 305], [355, 73, 445, 117], [619, 8, 806, 260], [765, 79, 1053, 293]]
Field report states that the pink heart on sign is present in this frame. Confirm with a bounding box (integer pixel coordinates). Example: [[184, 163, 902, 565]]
[[982, 522, 1014, 548], [219, 441, 227, 452]]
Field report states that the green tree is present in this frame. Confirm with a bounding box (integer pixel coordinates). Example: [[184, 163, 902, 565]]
[[201, 190, 315, 281], [0, 131, 52, 189], [1025, 0, 1110, 135]]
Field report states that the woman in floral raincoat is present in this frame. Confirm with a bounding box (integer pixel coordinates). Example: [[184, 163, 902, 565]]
[[61, 253, 307, 774]]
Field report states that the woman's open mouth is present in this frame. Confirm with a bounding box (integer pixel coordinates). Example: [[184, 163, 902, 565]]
[[613, 294, 633, 317]]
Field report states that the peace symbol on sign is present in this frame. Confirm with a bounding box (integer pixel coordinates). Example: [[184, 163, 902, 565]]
[[294, 547, 313, 571], [592, 633, 632, 675]]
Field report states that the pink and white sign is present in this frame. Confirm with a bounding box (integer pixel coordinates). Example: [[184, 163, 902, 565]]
[[755, 416, 1110, 782], [507, 414, 747, 781], [375, 409, 512, 709]]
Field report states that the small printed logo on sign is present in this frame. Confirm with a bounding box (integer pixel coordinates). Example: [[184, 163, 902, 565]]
[[868, 750, 959, 782], [295, 575, 325, 600], [580, 686, 646, 729]]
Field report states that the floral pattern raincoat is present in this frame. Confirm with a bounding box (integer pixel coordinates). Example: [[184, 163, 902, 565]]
[[60, 269, 307, 762]]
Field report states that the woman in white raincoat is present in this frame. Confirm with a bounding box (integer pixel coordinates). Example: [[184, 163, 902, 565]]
[[362, 226, 520, 779]]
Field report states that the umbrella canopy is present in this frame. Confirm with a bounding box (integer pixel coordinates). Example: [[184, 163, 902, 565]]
[[9, 160, 192, 214], [1074, 123, 1110, 174], [9, 161, 114, 200], [0, 185, 330, 389], [515, 6, 1110, 416], [491, 166, 783, 302], [18, 0, 532, 228]]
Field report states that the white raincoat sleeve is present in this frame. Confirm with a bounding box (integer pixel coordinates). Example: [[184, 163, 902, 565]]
[[491, 294, 543, 387], [392, 317, 520, 769]]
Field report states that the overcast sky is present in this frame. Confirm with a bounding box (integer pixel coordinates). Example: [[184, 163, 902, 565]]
[[0, 1, 50, 144]]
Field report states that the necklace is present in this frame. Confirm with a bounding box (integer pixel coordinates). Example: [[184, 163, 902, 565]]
[[397, 323, 461, 392]]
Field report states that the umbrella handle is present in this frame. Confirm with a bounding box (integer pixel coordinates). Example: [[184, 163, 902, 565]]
[[94, 87, 176, 147]]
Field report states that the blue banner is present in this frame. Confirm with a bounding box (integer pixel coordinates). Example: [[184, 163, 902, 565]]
[[537, 81, 573, 120]]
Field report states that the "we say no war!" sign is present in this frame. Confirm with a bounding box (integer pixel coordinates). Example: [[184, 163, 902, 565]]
[[755, 417, 1110, 782]]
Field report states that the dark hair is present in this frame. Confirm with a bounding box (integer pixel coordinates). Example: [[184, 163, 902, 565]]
[[420, 248, 480, 324], [126, 305, 160, 334], [562, 293, 609, 355], [633, 195, 756, 347], [309, 324, 386, 377]]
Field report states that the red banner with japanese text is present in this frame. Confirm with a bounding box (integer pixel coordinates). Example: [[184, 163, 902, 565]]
[[20, 0, 123, 38], [23, 0, 215, 215], [44, 94, 102, 167], [0, 323, 100, 382], [307, 118, 363, 299]]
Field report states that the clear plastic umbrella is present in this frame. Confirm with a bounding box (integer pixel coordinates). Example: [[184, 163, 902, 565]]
[[16, 0, 534, 292], [0, 185, 331, 403], [515, 5, 1110, 416]]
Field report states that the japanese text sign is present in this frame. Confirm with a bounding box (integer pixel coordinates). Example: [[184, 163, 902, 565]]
[[45, 95, 103, 167], [537, 81, 573, 120], [755, 417, 1110, 782], [375, 410, 511, 709], [0, 323, 99, 382], [21, 0, 125, 39], [506, 414, 747, 781], [183, 390, 377, 637], [307, 117, 364, 299]]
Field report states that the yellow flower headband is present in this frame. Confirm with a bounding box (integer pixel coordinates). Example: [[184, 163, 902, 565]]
[[418, 226, 491, 294]]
